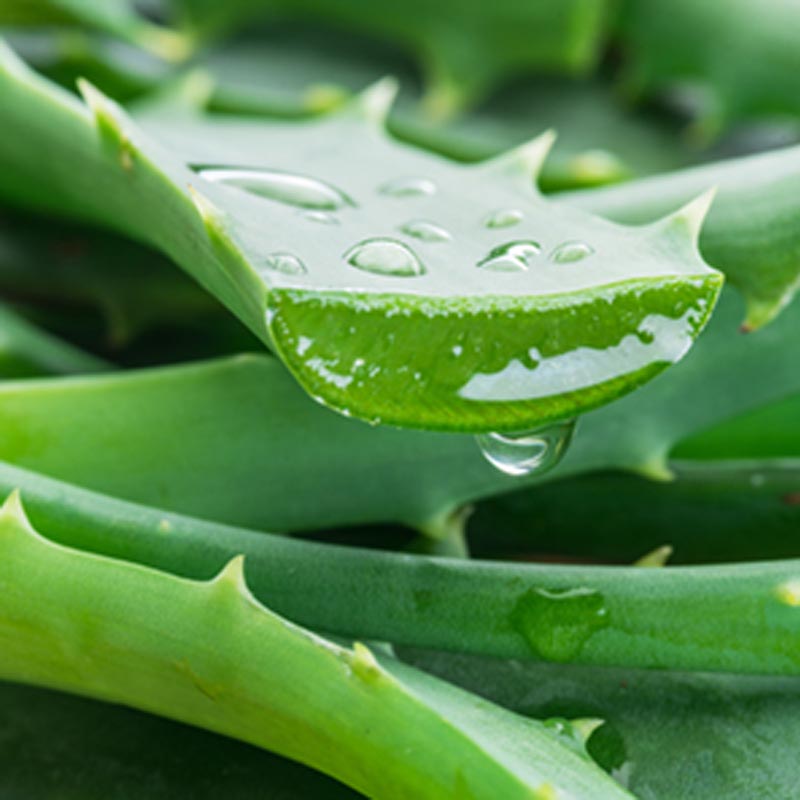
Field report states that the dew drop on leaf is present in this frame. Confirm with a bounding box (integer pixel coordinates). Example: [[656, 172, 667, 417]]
[[345, 238, 426, 277], [378, 177, 437, 198], [303, 210, 340, 224], [261, 252, 307, 275], [400, 220, 451, 242], [550, 240, 594, 263], [477, 240, 542, 272], [196, 166, 353, 210], [475, 419, 575, 476], [484, 208, 524, 229], [510, 586, 610, 661]]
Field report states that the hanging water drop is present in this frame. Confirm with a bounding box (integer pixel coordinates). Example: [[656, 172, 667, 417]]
[[551, 240, 594, 263], [196, 166, 353, 210], [345, 238, 426, 277], [261, 252, 307, 276], [378, 177, 437, 198], [484, 208, 524, 229], [400, 219, 451, 242], [477, 240, 541, 272], [476, 419, 575, 476]]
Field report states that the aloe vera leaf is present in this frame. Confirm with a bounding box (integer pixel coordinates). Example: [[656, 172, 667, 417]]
[[0, 208, 229, 347], [0, 0, 189, 60], [616, 0, 800, 140], [0, 302, 110, 376], [0, 682, 361, 800], [470, 461, 800, 565], [0, 285, 792, 533], [10, 23, 694, 191], [0, 492, 631, 800], [173, 0, 610, 115], [568, 137, 800, 330], [4, 460, 800, 675], [0, 43, 722, 432], [674, 394, 800, 461], [404, 649, 800, 800]]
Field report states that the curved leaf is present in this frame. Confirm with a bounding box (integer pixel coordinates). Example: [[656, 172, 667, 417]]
[[0, 43, 721, 431]]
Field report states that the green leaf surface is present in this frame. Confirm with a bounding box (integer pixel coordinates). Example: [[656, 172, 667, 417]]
[[0, 491, 630, 800], [0, 288, 794, 533], [405, 649, 800, 800], [0, 42, 721, 431], [0, 0, 189, 60], [617, 0, 800, 139], [173, 0, 610, 115], [470, 461, 800, 565], [0, 207, 223, 347], [4, 459, 800, 675], [568, 143, 800, 329], [0, 301, 110, 376], [0, 680, 361, 800]]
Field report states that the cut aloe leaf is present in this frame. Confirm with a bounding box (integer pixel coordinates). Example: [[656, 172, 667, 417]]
[[0, 44, 721, 432], [0, 288, 795, 533], [569, 143, 800, 329], [0, 491, 632, 800]]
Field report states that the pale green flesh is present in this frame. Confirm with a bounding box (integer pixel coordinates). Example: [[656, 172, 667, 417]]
[[0, 288, 793, 534], [0, 491, 631, 800], [0, 40, 721, 431]]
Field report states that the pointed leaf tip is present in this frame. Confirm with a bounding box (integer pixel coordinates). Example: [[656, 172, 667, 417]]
[[0, 39, 30, 77], [353, 77, 399, 125], [667, 186, 718, 243], [484, 129, 557, 183], [633, 544, 674, 568], [0, 488, 35, 535]]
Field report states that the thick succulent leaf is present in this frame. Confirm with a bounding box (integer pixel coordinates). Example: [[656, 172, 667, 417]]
[[0, 680, 361, 800], [470, 461, 800, 564], [568, 143, 800, 329], [173, 0, 610, 115], [4, 461, 800, 675], [0, 42, 721, 431], [0, 302, 110, 376], [675, 394, 800, 461], [617, 0, 800, 139], [405, 649, 800, 800], [8, 24, 695, 190], [0, 0, 189, 60], [0, 288, 795, 533], [0, 491, 631, 800], [0, 208, 223, 346]]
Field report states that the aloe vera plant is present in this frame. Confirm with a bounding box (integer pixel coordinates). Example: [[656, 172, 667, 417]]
[[0, 43, 722, 431], [2, 6, 800, 799]]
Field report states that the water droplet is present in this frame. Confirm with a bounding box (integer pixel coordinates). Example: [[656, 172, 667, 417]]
[[345, 238, 425, 277], [550, 241, 594, 263], [510, 586, 609, 661], [197, 167, 352, 210], [261, 252, 306, 275], [476, 419, 574, 476], [304, 210, 339, 225], [378, 177, 436, 198], [400, 220, 451, 242], [485, 208, 524, 229], [477, 240, 541, 272]]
